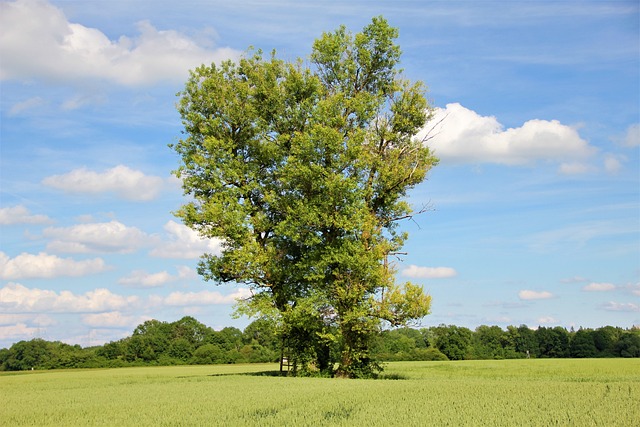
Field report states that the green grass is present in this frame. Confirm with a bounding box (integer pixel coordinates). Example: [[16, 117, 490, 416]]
[[1, 359, 638, 426]]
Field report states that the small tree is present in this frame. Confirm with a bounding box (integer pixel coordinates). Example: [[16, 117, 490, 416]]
[[172, 16, 437, 377]]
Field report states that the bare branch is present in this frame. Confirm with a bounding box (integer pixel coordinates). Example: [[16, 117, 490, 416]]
[[420, 112, 447, 144], [387, 201, 434, 225]]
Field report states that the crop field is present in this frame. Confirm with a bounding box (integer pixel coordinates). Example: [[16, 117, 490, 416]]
[[1, 359, 638, 426]]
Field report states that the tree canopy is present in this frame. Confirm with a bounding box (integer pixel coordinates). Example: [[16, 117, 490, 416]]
[[172, 16, 437, 377]]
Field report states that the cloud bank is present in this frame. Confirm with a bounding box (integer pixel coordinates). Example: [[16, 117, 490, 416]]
[[0, 0, 239, 86], [0, 283, 249, 314], [118, 267, 196, 288], [402, 265, 458, 279], [42, 165, 165, 201], [518, 290, 554, 300], [421, 103, 596, 168], [0, 283, 138, 313], [43, 220, 151, 254], [0, 252, 107, 280], [0, 205, 52, 225], [151, 220, 223, 259], [582, 282, 616, 292]]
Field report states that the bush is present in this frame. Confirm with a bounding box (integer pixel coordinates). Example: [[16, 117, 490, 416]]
[[412, 348, 449, 361]]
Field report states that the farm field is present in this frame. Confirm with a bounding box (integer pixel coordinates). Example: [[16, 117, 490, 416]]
[[1, 359, 638, 426]]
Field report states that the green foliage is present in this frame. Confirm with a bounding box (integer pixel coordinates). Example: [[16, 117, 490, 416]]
[[616, 330, 640, 357], [430, 324, 473, 361], [1, 321, 638, 372], [172, 16, 436, 377], [570, 328, 598, 358], [536, 326, 570, 358], [192, 344, 225, 364]]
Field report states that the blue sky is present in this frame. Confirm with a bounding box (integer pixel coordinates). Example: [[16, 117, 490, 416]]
[[1, 0, 638, 348]]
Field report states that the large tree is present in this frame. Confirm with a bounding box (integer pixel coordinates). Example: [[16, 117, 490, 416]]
[[172, 17, 437, 377]]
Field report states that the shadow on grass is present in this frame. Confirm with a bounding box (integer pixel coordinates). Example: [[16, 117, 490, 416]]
[[202, 370, 285, 378], [195, 370, 409, 380]]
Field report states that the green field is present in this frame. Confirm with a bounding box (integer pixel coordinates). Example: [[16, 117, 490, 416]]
[[1, 359, 638, 426]]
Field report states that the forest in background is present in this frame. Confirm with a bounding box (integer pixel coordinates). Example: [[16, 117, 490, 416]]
[[1, 316, 638, 371]]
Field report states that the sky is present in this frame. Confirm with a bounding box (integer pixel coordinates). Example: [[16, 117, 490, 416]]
[[0, 0, 638, 349]]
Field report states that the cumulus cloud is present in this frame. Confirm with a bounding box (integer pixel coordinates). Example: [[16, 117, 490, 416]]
[[0, 0, 239, 86], [561, 276, 589, 283], [118, 270, 173, 288], [43, 220, 151, 254], [0, 313, 56, 342], [603, 154, 624, 174], [0, 323, 38, 340], [518, 290, 554, 300], [42, 165, 165, 201], [401, 265, 457, 279], [82, 311, 149, 329], [157, 288, 252, 307], [558, 162, 594, 175], [621, 123, 640, 147], [582, 282, 616, 292], [0, 252, 107, 280], [150, 220, 223, 259], [0, 283, 139, 313], [602, 301, 640, 312], [537, 316, 559, 324], [421, 103, 596, 166], [0, 205, 52, 225], [0, 313, 55, 327], [117, 267, 196, 288]]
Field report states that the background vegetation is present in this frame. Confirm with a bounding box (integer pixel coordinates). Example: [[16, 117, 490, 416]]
[[1, 316, 638, 371]]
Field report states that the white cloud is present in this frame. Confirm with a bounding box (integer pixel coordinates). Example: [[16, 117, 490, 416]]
[[558, 162, 593, 175], [43, 220, 151, 254], [0, 205, 52, 225], [118, 266, 198, 288], [622, 123, 640, 147], [8, 96, 46, 115], [561, 276, 589, 283], [118, 270, 173, 288], [401, 265, 457, 279], [0, 252, 107, 280], [160, 288, 252, 307], [603, 154, 624, 174], [61, 92, 106, 111], [582, 282, 616, 292], [518, 290, 554, 300], [0, 0, 240, 86], [81, 311, 149, 329], [0, 283, 139, 313], [42, 165, 165, 201], [537, 316, 559, 324], [421, 103, 596, 165], [0, 323, 38, 340], [150, 220, 223, 259], [602, 301, 640, 312], [0, 313, 55, 327]]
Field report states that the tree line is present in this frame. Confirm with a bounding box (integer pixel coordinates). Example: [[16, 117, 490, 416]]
[[1, 316, 638, 371]]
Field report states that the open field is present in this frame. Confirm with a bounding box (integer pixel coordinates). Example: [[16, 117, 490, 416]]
[[1, 359, 638, 426]]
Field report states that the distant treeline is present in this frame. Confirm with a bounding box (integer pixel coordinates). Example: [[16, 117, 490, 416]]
[[1, 317, 638, 371]]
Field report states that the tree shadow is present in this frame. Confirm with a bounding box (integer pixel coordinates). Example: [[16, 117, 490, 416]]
[[205, 370, 286, 378]]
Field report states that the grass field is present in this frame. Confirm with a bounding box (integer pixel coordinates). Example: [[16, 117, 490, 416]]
[[1, 359, 638, 426]]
